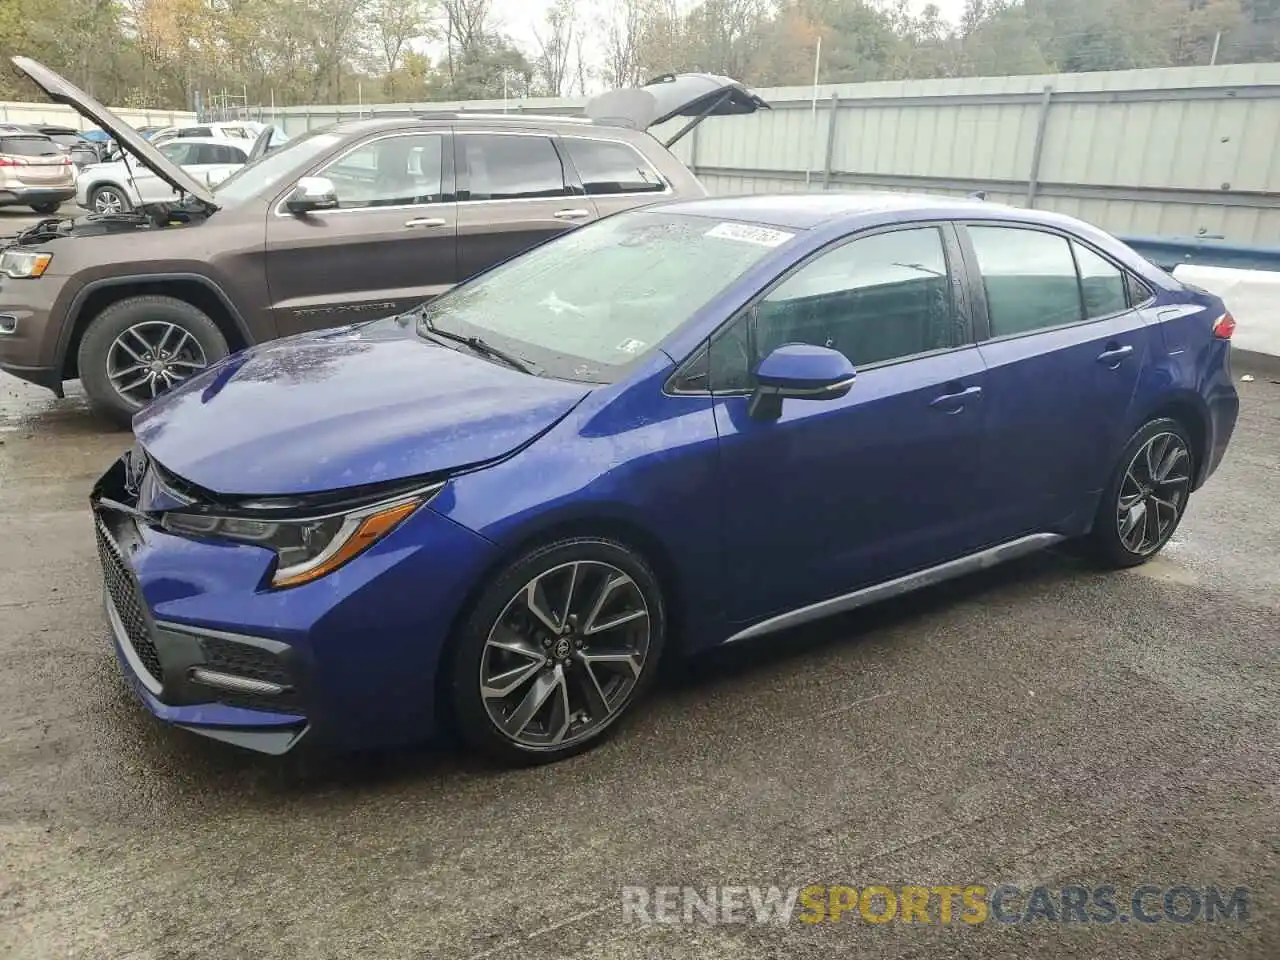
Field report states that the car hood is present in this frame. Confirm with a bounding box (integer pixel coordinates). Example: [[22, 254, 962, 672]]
[[10, 56, 217, 210], [132, 323, 591, 497]]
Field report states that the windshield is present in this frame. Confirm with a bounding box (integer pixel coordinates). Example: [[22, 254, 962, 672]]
[[408, 210, 796, 383], [212, 128, 343, 206]]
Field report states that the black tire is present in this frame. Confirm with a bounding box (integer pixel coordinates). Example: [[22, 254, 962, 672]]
[[448, 537, 667, 766], [89, 184, 130, 214], [29, 201, 60, 215], [77, 295, 229, 429], [1087, 417, 1196, 569]]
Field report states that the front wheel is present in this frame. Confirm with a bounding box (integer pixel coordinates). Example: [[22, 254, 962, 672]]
[[89, 184, 130, 214], [1088, 418, 1195, 568], [77, 295, 229, 428], [448, 538, 666, 765]]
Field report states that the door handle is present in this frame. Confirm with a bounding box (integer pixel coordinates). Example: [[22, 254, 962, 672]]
[[1096, 343, 1134, 366], [553, 208, 591, 221], [929, 384, 983, 413], [404, 217, 447, 228]]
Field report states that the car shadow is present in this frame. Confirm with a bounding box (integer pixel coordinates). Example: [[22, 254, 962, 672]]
[[101, 543, 1092, 803]]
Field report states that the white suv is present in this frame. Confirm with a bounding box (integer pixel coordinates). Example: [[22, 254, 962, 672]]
[[75, 136, 250, 213]]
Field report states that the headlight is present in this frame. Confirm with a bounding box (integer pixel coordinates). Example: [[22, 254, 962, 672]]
[[0, 249, 53, 279], [161, 489, 434, 588]]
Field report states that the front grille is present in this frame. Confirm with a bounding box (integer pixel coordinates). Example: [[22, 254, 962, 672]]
[[94, 514, 164, 684], [197, 635, 301, 713]]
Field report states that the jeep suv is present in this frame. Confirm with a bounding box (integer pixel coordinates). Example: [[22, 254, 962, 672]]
[[0, 58, 767, 426]]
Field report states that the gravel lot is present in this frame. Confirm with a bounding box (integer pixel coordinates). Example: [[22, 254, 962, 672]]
[[0, 359, 1276, 959]]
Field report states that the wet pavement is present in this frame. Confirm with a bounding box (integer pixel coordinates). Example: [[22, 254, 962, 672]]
[[0, 365, 1276, 959]]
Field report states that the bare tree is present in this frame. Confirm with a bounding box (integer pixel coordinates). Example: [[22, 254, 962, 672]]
[[600, 0, 646, 87], [532, 0, 577, 96], [370, 0, 434, 94], [440, 0, 492, 82]]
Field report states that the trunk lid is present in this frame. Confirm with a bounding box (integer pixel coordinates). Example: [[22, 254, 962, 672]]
[[584, 73, 770, 147]]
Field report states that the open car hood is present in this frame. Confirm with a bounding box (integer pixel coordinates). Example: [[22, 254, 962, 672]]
[[585, 73, 769, 147], [10, 56, 218, 210]]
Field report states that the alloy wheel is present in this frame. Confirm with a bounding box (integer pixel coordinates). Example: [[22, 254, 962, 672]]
[[1115, 431, 1192, 556], [93, 189, 125, 214], [106, 321, 209, 406], [480, 560, 651, 750]]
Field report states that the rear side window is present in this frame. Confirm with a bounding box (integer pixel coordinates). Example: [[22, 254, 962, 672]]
[[968, 226, 1082, 336], [1072, 243, 1128, 319], [198, 144, 247, 164], [0, 136, 59, 157], [1126, 272, 1154, 306], [562, 138, 665, 195], [460, 134, 569, 201]]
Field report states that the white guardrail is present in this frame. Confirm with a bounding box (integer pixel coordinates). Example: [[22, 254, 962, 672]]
[[1173, 266, 1280, 359]]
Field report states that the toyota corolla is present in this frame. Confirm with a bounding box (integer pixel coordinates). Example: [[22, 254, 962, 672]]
[[89, 193, 1239, 764]]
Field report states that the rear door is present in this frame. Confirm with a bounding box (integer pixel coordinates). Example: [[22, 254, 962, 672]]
[[961, 223, 1149, 537], [454, 130, 598, 281], [265, 130, 458, 337]]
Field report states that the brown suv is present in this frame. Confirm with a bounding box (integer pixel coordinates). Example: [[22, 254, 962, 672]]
[[0, 58, 767, 426]]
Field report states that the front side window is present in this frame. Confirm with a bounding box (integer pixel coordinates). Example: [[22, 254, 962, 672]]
[[405, 211, 793, 382], [562, 138, 665, 195], [319, 134, 443, 209], [710, 226, 964, 391], [460, 134, 568, 201], [969, 226, 1082, 337], [1073, 242, 1128, 319]]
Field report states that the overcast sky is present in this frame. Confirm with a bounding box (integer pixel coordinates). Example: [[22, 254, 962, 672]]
[[490, 0, 972, 61]]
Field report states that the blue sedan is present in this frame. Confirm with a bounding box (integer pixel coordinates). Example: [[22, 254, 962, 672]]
[[90, 193, 1240, 763]]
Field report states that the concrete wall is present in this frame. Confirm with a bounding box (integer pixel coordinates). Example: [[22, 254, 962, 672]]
[[0, 101, 195, 130]]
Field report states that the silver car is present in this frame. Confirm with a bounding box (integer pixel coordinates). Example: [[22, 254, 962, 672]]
[[0, 126, 76, 214]]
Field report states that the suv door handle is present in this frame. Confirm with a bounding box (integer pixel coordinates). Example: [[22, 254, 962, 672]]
[[404, 217, 447, 228], [553, 208, 591, 221], [1096, 343, 1134, 366], [930, 384, 983, 413]]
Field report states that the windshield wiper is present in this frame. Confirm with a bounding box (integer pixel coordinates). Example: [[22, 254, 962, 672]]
[[417, 314, 538, 375]]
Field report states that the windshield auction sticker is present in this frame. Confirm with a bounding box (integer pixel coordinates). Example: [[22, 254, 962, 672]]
[[705, 223, 795, 247]]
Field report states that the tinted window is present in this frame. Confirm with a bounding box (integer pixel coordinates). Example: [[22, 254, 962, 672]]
[[200, 144, 247, 164], [711, 227, 963, 391], [178, 127, 212, 138], [562, 138, 665, 195], [461, 134, 568, 201], [1126, 272, 1153, 306], [969, 227, 1082, 336], [320, 134, 443, 209], [0, 136, 59, 157], [1073, 243, 1128, 318], [159, 141, 199, 165]]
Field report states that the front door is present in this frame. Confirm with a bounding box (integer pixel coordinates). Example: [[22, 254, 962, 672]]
[[710, 224, 990, 624], [963, 224, 1149, 537], [454, 131, 599, 281], [265, 131, 458, 336]]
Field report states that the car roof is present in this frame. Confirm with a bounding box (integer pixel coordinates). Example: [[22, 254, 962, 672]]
[[155, 135, 250, 147], [321, 113, 629, 139], [654, 192, 1086, 232]]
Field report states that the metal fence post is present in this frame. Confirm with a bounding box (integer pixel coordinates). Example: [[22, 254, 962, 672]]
[[1026, 84, 1054, 207], [822, 93, 840, 190]]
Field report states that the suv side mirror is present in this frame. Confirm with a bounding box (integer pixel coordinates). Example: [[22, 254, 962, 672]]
[[285, 176, 339, 214], [748, 343, 856, 420]]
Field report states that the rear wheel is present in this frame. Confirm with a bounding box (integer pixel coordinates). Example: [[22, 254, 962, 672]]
[[1088, 418, 1195, 568], [77, 295, 228, 428], [448, 538, 666, 765], [89, 184, 130, 214], [29, 201, 60, 215]]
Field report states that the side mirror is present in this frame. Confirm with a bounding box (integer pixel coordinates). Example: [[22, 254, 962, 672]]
[[285, 176, 339, 214], [748, 343, 856, 420]]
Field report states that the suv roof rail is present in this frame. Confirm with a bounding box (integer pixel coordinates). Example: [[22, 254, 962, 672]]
[[413, 110, 592, 123]]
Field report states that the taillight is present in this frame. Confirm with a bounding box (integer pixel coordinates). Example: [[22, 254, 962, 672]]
[[1213, 312, 1236, 339], [0, 157, 20, 167]]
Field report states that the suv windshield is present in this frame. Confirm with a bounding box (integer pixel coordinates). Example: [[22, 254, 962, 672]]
[[408, 210, 797, 383], [212, 129, 343, 207]]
